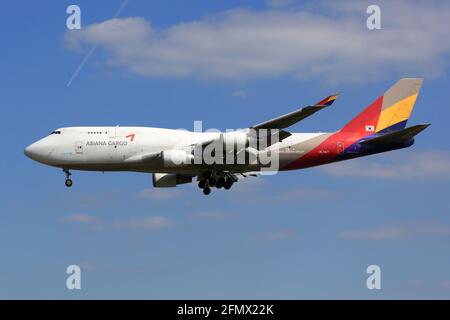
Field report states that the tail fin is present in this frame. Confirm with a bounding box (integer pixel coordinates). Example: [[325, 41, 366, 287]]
[[341, 78, 423, 135]]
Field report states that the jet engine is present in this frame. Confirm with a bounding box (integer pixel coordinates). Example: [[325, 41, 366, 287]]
[[152, 173, 192, 188]]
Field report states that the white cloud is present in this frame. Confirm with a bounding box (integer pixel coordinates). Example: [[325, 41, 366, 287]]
[[261, 229, 296, 241], [237, 183, 336, 204], [77, 261, 149, 274], [113, 216, 173, 229], [60, 213, 174, 231], [78, 261, 98, 271], [339, 221, 450, 240], [193, 212, 225, 220], [60, 214, 97, 224], [137, 188, 182, 200], [321, 150, 450, 180], [266, 0, 293, 8], [277, 187, 336, 200], [65, 1, 450, 83], [231, 90, 248, 98], [232, 175, 267, 193]]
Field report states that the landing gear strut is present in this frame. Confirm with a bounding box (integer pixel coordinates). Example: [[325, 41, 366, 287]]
[[208, 177, 216, 187], [216, 178, 225, 189], [63, 169, 73, 187]]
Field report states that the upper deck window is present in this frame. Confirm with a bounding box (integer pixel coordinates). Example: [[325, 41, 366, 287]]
[[50, 131, 61, 135]]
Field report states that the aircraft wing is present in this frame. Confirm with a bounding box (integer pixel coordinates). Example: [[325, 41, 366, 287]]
[[124, 151, 161, 163], [252, 94, 338, 130], [184, 94, 337, 154]]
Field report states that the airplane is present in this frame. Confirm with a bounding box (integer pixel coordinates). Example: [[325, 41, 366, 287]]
[[24, 78, 429, 195]]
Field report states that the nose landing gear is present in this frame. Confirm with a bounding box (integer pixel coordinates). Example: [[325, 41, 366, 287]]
[[63, 169, 73, 187], [65, 179, 73, 187]]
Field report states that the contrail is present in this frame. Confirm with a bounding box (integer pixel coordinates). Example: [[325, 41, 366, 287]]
[[66, 0, 131, 87]]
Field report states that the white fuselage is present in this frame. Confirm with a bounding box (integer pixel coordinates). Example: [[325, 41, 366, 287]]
[[24, 126, 324, 174]]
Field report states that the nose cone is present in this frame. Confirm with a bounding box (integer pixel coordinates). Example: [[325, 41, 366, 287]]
[[24, 144, 33, 158], [24, 139, 53, 163], [24, 142, 40, 160]]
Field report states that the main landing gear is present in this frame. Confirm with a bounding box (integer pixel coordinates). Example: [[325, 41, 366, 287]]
[[197, 179, 211, 195], [63, 169, 73, 187], [198, 172, 235, 195]]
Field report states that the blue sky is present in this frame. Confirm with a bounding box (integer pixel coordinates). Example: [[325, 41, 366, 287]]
[[1, 0, 450, 299]]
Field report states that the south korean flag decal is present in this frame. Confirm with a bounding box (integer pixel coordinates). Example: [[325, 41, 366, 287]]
[[365, 125, 375, 132]]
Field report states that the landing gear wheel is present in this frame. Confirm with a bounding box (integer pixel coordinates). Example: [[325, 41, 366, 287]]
[[224, 179, 233, 190], [65, 179, 73, 187], [198, 180, 206, 189], [203, 187, 211, 195]]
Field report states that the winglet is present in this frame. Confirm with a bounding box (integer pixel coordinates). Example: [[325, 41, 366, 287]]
[[316, 94, 339, 106]]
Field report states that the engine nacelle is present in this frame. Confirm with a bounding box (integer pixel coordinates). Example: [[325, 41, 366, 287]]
[[161, 150, 193, 167], [152, 173, 192, 188]]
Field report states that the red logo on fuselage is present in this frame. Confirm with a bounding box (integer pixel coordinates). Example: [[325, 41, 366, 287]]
[[126, 133, 135, 142]]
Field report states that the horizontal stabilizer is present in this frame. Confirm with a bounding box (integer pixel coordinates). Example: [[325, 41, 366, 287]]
[[360, 124, 430, 146]]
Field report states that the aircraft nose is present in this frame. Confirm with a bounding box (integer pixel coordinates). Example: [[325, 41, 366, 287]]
[[24, 139, 53, 162], [24, 143, 36, 158]]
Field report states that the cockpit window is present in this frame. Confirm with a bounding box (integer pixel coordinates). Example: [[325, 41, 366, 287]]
[[50, 131, 61, 135]]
